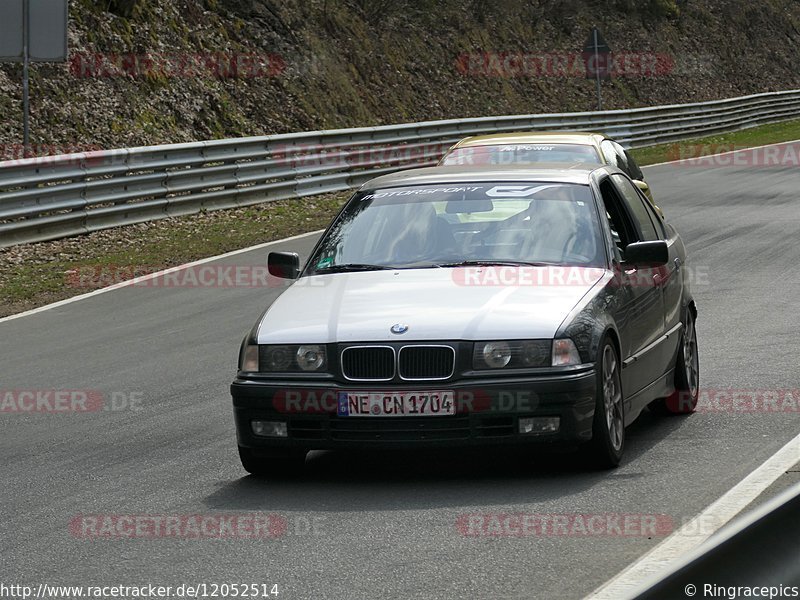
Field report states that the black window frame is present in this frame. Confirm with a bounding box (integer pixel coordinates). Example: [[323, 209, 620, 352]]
[[610, 174, 662, 242], [621, 147, 645, 181], [597, 176, 640, 261]]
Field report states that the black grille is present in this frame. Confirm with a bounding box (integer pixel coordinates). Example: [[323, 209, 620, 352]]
[[476, 417, 515, 437], [286, 416, 517, 443], [329, 416, 470, 442], [289, 420, 325, 440], [341, 346, 395, 380], [399, 345, 455, 380]]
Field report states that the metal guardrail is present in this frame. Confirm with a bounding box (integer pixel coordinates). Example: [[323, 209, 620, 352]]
[[631, 480, 800, 598], [1, 89, 799, 247]]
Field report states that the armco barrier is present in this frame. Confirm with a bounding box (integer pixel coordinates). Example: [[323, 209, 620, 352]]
[[1, 89, 799, 247]]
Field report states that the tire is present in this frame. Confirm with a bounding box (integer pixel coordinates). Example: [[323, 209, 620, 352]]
[[650, 311, 699, 416], [583, 338, 625, 469], [238, 446, 307, 478]]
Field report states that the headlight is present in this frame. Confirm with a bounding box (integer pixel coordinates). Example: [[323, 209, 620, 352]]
[[520, 340, 549, 367], [552, 339, 582, 366], [481, 341, 511, 368], [296, 345, 326, 371], [240, 344, 260, 372], [473, 340, 551, 370], [250, 344, 329, 373], [263, 345, 292, 371]]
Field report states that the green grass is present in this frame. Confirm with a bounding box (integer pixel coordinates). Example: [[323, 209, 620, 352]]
[[3, 117, 800, 317], [630, 118, 800, 166], [0, 193, 348, 317]]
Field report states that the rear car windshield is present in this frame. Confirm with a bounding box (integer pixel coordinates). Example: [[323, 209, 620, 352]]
[[441, 143, 602, 166]]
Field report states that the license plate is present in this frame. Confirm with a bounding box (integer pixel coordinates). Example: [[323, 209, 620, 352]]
[[337, 391, 455, 417]]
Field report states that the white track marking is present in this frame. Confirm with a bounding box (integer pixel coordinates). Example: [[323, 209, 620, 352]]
[[587, 431, 800, 599], [0, 230, 323, 325]]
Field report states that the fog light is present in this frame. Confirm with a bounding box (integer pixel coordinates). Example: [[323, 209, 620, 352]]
[[251, 420, 288, 437], [519, 417, 560, 434]]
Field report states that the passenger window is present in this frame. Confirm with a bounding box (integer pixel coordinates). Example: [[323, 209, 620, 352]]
[[598, 178, 637, 257], [622, 147, 644, 181], [600, 140, 619, 168], [609, 141, 631, 176], [611, 174, 660, 241]]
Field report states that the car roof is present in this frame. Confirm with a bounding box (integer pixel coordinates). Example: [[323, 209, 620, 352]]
[[361, 163, 616, 190], [450, 131, 606, 148]]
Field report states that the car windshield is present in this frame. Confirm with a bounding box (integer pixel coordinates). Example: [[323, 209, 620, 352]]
[[441, 143, 602, 166], [307, 182, 606, 273]]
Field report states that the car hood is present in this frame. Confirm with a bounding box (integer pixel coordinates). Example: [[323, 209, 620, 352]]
[[256, 267, 606, 343]]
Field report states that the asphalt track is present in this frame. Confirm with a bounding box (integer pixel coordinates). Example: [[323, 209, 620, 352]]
[[2, 143, 799, 599]]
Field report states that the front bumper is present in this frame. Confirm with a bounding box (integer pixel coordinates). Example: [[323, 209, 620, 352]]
[[231, 369, 597, 450]]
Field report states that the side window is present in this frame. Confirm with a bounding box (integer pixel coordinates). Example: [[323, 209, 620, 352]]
[[598, 178, 637, 257], [609, 141, 631, 177], [600, 140, 619, 168], [611, 174, 660, 241], [640, 192, 665, 237], [622, 147, 644, 181], [602, 139, 637, 179]]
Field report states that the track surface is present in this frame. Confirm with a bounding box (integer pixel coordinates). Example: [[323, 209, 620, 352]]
[[2, 144, 800, 599]]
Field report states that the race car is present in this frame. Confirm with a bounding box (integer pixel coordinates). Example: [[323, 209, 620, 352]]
[[439, 132, 663, 217], [231, 163, 698, 476]]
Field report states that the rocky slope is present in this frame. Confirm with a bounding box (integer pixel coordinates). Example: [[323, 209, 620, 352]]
[[1, 0, 799, 157]]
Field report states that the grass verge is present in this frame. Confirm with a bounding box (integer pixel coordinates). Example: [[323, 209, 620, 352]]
[[2, 117, 800, 318], [630, 118, 800, 165], [0, 193, 348, 318]]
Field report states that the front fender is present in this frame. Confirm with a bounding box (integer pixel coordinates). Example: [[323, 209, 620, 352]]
[[555, 282, 624, 364]]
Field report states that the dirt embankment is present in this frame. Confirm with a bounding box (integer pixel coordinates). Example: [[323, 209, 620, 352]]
[[1, 0, 799, 156]]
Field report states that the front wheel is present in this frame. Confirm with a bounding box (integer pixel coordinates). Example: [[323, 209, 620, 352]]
[[583, 338, 625, 469]]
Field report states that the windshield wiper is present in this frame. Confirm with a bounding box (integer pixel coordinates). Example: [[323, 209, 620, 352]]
[[314, 263, 394, 273], [431, 260, 560, 268]]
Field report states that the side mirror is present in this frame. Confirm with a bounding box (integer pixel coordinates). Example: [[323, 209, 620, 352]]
[[268, 252, 300, 279], [624, 241, 668, 267]]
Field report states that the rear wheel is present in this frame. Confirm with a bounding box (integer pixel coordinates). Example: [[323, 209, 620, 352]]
[[650, 311, 699, 415], [238, 446, 307, 478], [583, 338, 625, 469]]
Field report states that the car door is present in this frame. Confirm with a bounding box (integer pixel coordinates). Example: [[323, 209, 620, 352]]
[[610, 174, 684, 380], [598, 174, 666, 402], [617, 174, 685, 366]]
